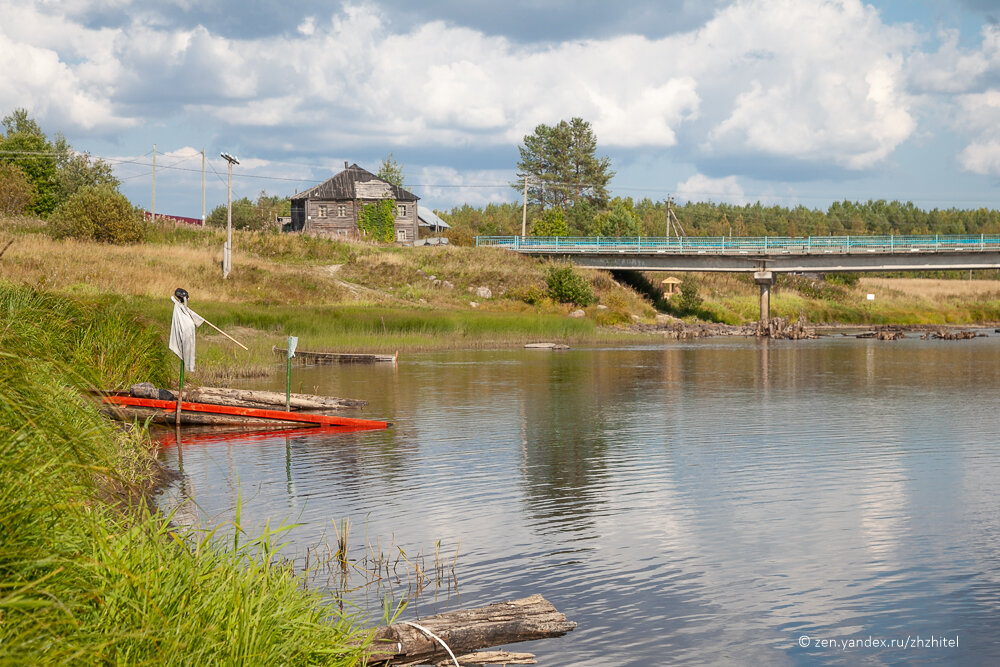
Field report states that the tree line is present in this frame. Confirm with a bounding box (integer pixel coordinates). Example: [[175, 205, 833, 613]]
[[439, 197, 1000, 243]]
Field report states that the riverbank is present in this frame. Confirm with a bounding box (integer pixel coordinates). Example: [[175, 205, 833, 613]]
[[0, 283, 370, 664]]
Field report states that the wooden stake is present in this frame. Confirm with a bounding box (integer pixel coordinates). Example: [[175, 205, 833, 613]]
[[175, 360, 184, 426]]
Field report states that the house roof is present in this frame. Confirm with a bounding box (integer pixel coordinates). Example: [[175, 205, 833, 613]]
[[661, 277, 682, 284], [417, 206, 450, 229], [291, 163, 418, 202]]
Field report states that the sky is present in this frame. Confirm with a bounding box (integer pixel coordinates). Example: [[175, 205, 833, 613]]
[[4, 0, 1000, 219]]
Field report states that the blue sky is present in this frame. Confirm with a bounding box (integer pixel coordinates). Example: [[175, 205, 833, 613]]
[[4, 0, 1000, 218]]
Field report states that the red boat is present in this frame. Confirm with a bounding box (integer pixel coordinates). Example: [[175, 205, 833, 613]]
[[101, 395, 389, 430]]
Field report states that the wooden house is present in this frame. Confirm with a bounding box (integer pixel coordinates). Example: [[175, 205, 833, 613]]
[[287, 163, 419, 243]]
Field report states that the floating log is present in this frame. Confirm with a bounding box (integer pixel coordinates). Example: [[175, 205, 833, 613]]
[[921, 330, 986, 340], [857, 327, 904, 340], [366, 594, 576, 666], [524, 343, 569, 350], [274, 347, 397, 364]]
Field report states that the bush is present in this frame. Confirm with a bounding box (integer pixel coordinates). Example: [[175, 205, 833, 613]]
[[546, 265, 595, 306], [673, 277, 703, 315], [48, 185, 144, 244]]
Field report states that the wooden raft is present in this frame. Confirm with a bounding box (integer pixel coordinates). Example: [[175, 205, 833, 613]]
[[274, 346, 398, 364], [366, 594, 576, 666]]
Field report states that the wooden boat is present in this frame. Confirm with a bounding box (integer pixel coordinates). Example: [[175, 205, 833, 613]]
[[273, 346, 398, 364], [101, 395, 389, 430]]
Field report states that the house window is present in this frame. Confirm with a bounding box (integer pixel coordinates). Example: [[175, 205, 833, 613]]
[[338, 205, 346, 217], [318, 205, 327, 218], [396, 229, 407, 242], [397, 204, 407, 218]]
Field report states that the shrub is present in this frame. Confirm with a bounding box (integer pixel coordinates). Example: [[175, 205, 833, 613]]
[[546, 265, 595, 306], [48, 185, 144, 244], [673, 276, 703, 315]]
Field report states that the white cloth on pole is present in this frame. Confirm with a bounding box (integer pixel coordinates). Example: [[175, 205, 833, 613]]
[[169, 296, 205, 371]]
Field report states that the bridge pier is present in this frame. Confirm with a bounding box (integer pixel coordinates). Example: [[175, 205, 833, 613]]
[[754, 271, 773, 322]]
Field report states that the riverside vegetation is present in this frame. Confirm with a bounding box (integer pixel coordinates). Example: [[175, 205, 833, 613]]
[[0, 284, 373, 664], [3, 213, 1000, 382]]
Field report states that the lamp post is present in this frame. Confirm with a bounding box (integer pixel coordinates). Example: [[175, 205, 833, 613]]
[[220, 152, 240, 279]]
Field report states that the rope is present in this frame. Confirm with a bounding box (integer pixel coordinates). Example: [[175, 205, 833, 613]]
[[400, 620, 460, 667]]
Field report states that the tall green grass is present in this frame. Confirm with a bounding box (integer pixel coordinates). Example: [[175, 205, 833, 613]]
[[0, 283, 368, 664]]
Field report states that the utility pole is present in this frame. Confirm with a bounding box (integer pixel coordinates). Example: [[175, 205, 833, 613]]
[[151, 144, 156, 222], [521, 176, 527, 236], [201, 148, 206, 225], [666, 196, 686, 238], [221, 152, 239, 279]]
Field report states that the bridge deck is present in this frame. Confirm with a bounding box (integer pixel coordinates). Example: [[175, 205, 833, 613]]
[[477, 234, 1000, 254]]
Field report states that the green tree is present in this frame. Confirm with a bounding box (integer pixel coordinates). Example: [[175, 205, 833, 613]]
[[53, 135, 119, 202], [48, 184, 144, 244], [530, 207, 568, 236], [0, 109, 58, 216], [206, 191, 286, 231], [357, 198, 396, 242], [545, 265, 595, 306], [514, 117, 613, 211], [0, 163, 37, 215], [589, 200, 641, 237], [376, 153, 405, 187]]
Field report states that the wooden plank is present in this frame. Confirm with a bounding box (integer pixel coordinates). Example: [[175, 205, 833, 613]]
[[103, 396, 389, 429]]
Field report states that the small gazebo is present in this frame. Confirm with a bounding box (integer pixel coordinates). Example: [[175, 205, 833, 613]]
[[661, 276, 682, 297]]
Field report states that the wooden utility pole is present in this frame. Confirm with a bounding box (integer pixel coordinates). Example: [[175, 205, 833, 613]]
[[521, 176, 527, 236], [666, 196, 686, 238], [151, 144, 156, 222], [221, 152, 240, 279], [201, 148, 206, 225]]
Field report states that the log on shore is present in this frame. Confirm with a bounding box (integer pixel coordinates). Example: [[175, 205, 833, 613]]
[[366, 594, 576, 666], [130, 384, 367, 410]]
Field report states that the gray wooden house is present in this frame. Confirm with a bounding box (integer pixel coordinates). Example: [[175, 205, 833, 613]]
[[287, 163, 419, 243]]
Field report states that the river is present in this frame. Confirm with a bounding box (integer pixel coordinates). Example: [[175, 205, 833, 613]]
[[157, 335, 1000, 665]]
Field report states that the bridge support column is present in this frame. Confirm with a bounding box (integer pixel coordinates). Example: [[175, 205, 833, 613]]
[[754, 271, 773, 322]]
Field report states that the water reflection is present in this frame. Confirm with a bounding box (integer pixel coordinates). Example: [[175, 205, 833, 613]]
[[157, 337, 1000, 665]]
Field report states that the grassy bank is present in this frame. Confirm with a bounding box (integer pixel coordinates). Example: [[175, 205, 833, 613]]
[[0, 283, 369, 664], [4, 214, 1000, 380]]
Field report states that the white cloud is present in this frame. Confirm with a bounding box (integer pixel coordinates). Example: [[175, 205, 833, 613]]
[[412, 166, 512, 208], [0, 0, 972, 192], [676, 173, 747, 204], [698, 0, 917, 169]]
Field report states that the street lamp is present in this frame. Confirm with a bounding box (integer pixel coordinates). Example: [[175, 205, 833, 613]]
[[220, 152, 240, 279]]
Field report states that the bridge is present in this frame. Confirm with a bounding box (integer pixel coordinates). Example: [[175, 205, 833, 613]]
[[476, 234, 1000, 320]]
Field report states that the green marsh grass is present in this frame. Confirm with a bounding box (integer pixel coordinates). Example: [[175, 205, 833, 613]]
[[0, 283, 370, 664]]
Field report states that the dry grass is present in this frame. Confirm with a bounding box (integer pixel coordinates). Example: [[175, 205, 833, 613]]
[[0, 230, 346, 305], [860, 277, 1000, 300]]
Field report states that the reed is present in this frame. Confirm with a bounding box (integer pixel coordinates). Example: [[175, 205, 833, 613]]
[[0, 283, 369, 664]]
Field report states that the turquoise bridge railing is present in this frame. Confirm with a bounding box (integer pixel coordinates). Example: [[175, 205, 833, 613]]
[[476, 234, 1000, 254]]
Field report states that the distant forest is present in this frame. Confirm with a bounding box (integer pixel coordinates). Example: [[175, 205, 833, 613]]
[[439, 198, 1000, 244]]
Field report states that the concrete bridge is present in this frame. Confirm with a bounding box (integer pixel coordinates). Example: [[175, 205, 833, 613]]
[[476, 234, 1000, 320]]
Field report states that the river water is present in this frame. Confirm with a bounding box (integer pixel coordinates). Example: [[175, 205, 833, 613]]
[[157, 335, 1000, 665]]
